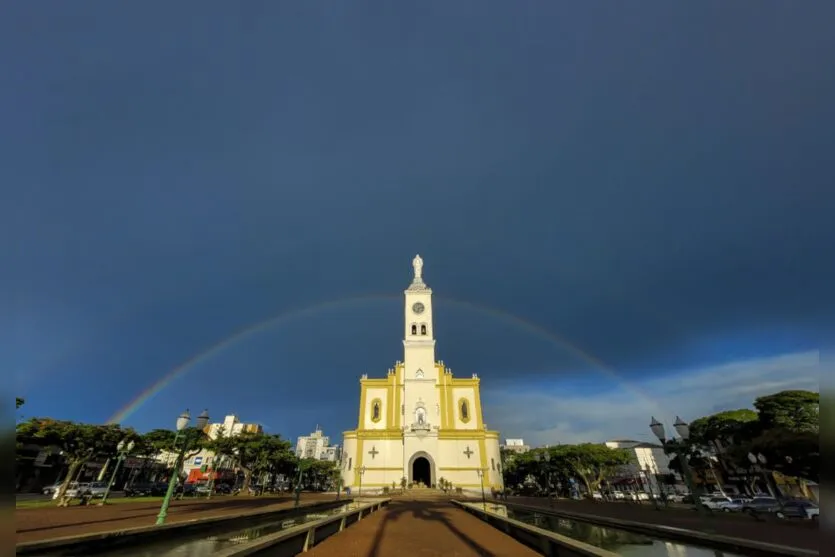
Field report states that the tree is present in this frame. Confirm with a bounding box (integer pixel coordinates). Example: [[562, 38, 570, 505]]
[[209, 431, 293, 493], [689, 409, 759, 447], [16, 418, 130, 502], [16, 397, 24, 409], [561, 444, 630, 495], [754, 390, 819, 434]]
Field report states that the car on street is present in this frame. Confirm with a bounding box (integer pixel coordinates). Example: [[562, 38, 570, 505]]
[[742, 496, 781, 514], [702, 496, 732, 510], [776, 500, 819, 521], [124, 482, 168, 497], [42, 481, 64, 496], [64, 482, 108, 499], [718, 498, 747, 512]]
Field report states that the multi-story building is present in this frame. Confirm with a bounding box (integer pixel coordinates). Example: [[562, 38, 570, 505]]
[[500, 439, 530, 454], [295, 426, 341, 461], [604, 439, 682, 495], [157, 414, 263, 483]]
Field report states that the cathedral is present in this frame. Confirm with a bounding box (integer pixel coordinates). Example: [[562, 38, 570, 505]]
[[341, 255, 503, 493]]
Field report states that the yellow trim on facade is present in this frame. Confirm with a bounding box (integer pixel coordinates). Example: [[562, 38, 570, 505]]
[[473, 384, 484, 430], [395, 362, 403, 429], [437, 429, 488, 439], [354, 429, 404, 439], [366, 467, 403, 471], [370, 397, 383, 423], [387, 372, 395, 426], [361, 378, 389, 386], [445, 372, 454, 427], [450, 377, 480, 387], [438, 467, 484, 471], [358, 383, 367, 430], [354, 438, 365, 485], [478, 437, 488, 473]]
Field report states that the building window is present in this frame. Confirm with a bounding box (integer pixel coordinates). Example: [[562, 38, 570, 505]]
[[491, 458, 495, 471], [420, 324, 427, 335], [411, 324, 417, 335], [459, 399, 471, 423]]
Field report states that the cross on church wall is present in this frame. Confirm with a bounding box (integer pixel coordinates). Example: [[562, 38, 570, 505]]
[[463, 446, 474, 459], [368, 446, 379, 459]]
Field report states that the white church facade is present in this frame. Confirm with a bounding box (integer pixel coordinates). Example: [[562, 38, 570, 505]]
[[341, 255, 503, 493]]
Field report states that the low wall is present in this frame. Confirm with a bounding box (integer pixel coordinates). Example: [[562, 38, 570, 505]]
[[16, 499, 353, 556], [500, 502, 819, 557], [453, 501, 617, 557], [213, 499, 390, 557]]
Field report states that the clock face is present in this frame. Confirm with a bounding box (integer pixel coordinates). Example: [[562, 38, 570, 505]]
[[412, 302, 425, 314]]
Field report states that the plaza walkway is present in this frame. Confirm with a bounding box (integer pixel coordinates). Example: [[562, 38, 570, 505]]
[[307, 497, 538, 557], [16, 493, 334, 543]]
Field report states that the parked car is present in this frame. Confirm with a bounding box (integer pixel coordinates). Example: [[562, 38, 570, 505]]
[[776, 500, 819, 521], [124, 482, 168, 497], [175, 482, 197, 496], [718, 498, 747, 512], [742, 497, 781, 514], [702, 496, 732, 510], [42, 481, 65, 496]]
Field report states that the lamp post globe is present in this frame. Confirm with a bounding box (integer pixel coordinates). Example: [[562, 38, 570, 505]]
[[649, 417, 666, 443], [196, 409, 210, 429], [673, 416, 690, 440], [176, 410, 191, 431]]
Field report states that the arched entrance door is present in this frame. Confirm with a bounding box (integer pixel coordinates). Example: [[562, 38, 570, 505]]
[[412, 457, 431, 486]]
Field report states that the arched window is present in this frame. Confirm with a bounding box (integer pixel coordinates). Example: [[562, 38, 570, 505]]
[[491, 458, 495, 471], [411, 324, 417, 335], [420, 324, 427, 335]]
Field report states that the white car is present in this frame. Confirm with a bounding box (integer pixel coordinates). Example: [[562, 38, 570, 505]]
[[702, 496, 732, 510], [718, 498, 747, 512], [65, 482, 108, 499]]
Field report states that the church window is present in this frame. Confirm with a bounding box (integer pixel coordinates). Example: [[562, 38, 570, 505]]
[[348, 457, 352, 471], [370, 399, 382, 423], [459, 399, 470, 423], [420, 324, 427, 335], [491, 458, 495, 471], [411, 324, 417, 335]]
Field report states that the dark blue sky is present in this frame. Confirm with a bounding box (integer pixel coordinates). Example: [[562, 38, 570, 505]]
[[4, 3, 832, 444]]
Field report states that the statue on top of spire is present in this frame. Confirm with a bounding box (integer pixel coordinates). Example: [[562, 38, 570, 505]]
[[412, 254, 424, 280]]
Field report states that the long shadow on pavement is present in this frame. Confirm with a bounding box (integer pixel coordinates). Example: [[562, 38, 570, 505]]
[[367, 499, 499, 557]]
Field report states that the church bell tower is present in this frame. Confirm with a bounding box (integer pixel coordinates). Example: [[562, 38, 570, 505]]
[[403, 254, 437, 381]]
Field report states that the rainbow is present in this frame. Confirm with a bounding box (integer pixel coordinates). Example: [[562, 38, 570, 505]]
[[107, 294, 666, 424]]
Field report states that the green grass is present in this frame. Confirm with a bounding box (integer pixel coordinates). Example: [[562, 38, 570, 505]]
[[16, 496, 166, 509]]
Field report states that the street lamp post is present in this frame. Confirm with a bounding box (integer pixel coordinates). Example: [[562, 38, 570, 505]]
[[535, 452, 553, 507], [100, 438, 136, 505], [358, 466, 367, 498], [650, 416, 708, 517], [747, 452, 775, 497], [476, 468, 487, 508], [294, 459, 307, 508], [156, 409, 210, 526], [336, 453, 345, 501], [641, 466, 661, 510]]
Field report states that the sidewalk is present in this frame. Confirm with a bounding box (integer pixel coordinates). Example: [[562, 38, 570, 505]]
[[16, 493, 333, 543], [307, 498, 538, 557], [506, 497, 819, 551]]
